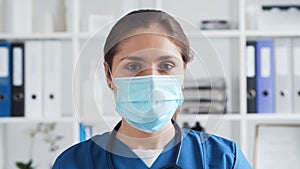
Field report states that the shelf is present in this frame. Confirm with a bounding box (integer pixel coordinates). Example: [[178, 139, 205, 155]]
[[187, 30, 240, 38], [0, 32, 74, 40], [0, 1, 298, 168], [177, 114, 242, 121], [179, 114, 300, 122], [2, 114, 298, 124], [2, 31, 300, 40], [0, 117, 76, 124], [245, 114, 300, 121], [58, 114, 300, 124], [246, 30, 300, 37], [77, 114, 242, 125], [77, 30, 240, 40], [77, 32, 106, 39], [78, 115, 121, 124]]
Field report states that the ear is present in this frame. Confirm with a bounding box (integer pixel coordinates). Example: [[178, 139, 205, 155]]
[[104, 62, 113, 89], [182, 63, 187, 90], [183, 63, 187, 72], [172, 112, 178, 121]]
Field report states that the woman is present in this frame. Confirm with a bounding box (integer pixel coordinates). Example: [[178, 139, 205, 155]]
[[53, 9, 251, 169]]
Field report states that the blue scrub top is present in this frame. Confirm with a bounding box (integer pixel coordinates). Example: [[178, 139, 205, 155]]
[[53, 129, 252, 169]]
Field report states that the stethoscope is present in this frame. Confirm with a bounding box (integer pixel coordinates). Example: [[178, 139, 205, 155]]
[[106, 120, 183, 169]]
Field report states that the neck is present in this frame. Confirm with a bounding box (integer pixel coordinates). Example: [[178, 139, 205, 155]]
[[116, 119, 176, 150]]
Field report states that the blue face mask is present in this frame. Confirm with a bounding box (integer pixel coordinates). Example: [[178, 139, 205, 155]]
[[113, 75, 184, 133]]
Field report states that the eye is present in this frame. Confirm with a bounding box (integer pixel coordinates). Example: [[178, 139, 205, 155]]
[[125, 63, 141, 72], [160, 62, 174, 71]]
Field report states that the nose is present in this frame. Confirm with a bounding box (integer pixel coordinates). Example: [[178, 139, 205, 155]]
[[138, 67, 161, 76]]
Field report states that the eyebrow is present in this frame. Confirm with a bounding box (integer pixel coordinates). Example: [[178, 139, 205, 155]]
[[120, 56, 144, 61], [157, 55, 178, 60], [120, 55, 179, 62]]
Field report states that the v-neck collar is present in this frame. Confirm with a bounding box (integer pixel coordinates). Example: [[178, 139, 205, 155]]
[[108, 128, 182, 169]]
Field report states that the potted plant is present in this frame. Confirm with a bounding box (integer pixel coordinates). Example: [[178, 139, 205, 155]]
[[15, 123, 63, 169]]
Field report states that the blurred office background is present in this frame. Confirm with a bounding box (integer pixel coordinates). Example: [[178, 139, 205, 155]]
[[0, 0, 300, 168]]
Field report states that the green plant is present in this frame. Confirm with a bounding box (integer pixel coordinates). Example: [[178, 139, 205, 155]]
[[15, 123, 63, 169], [16, 159, 34, 169]]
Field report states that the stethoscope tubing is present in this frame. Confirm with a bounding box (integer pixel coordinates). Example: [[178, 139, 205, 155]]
[[106, 120, 183, 169]]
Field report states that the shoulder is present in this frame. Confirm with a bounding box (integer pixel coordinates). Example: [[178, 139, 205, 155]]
[[52, 132, 110, 169], [182, 129, 252, 169], [183, 128, 236, 151]]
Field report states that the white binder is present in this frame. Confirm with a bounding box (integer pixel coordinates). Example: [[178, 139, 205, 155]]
[[274, 39, 292, 114], [25, 41, 43, 118], [292, 39, 300, 113], [43, 41, 62, 117]]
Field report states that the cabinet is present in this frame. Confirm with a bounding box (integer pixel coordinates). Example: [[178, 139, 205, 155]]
[[1, 0, 300, 168]]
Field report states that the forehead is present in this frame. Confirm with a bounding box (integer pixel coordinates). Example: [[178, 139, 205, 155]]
[[114, 33, 182, 62]]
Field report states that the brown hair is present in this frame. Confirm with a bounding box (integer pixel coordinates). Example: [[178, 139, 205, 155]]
[[104, 9, 192, 71]]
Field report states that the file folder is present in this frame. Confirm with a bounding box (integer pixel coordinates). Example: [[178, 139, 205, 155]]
[[0, 42, 11, 117], [25, 41, 43, 118], [293, 39, 300, 113], [256, 40, 275, 113], [11, 43, 25, 117], [246, 41, 257, 113], [44, 41, 62, 117], [79, 123, 86, 142], [79, 123, 94, 142], [274, 39, 292, 114]]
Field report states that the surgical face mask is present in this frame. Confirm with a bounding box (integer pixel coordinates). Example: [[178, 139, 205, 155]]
[[113, 75, 184, 133]]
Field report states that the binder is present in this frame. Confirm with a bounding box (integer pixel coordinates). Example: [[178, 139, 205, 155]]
[[246, 41, 257, 113], [11, 43, 25, 117], [256, 40, 275, 113], [292, 39, 300, 113], [25, 41, 43, 118], [79, 123, 86, 142], [0, 42, 11, 117], [44, 41, 61, 117], [274, 39, 292, 114], [79, 123, 93, 142]]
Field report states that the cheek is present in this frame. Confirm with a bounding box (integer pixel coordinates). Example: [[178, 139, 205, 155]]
[[110, 80, 118, 98]]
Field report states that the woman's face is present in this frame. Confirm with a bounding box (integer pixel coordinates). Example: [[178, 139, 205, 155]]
[[105, 30, 186, 90]]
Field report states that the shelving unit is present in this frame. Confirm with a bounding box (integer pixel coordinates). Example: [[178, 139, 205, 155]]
[[0, 117, 76, 124], [246, 30, 300, 37], [0, 33, 74, 40], [1, 0, 299, 168]]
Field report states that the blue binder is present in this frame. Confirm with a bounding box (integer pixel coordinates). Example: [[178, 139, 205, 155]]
[[79, 123, 86, 142], [0, 42, 12, 117], [79, 123, 93, 142], [255, 40, 275, 113]]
